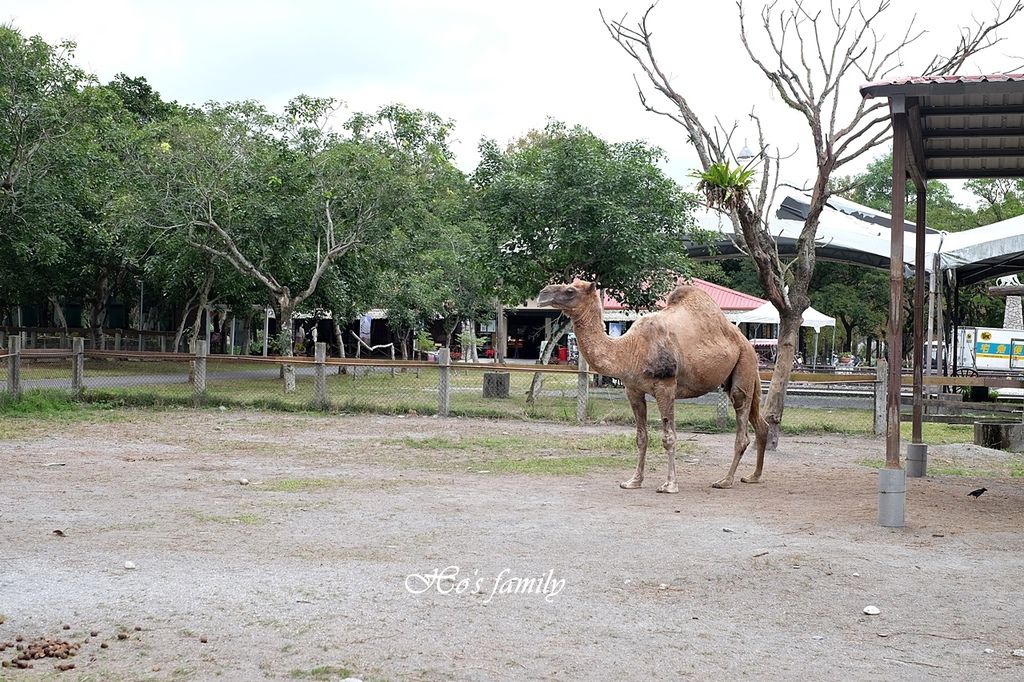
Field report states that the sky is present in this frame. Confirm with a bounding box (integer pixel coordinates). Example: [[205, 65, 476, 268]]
[[5, 0, 1024, 195]]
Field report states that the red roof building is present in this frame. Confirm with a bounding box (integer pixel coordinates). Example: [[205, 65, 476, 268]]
[[601, 278, 766, 318]]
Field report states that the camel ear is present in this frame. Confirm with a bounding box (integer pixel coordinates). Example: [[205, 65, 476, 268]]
[[585, 282, 597, 293]]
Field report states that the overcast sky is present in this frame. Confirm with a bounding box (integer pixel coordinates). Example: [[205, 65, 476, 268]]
[[6, 0, 1024, 193]]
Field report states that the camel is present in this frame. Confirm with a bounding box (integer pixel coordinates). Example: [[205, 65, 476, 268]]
[[536, 280, 767, 492]]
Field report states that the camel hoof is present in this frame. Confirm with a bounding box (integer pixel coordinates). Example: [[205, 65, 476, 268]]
[[711, 479, 734, 489], [741, 474, 762, 484], [619, 479, 643, 490], [656, 481, 679, 494]]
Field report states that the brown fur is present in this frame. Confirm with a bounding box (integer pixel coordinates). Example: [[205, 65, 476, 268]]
[[536, 280, 768, 491]]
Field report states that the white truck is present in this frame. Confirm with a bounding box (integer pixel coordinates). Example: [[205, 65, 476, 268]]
[[954, 326, 1024, 373]]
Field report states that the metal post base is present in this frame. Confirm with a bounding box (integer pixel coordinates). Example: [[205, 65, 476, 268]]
[[906, 443, 928, 478], [878, 468, 906, 528]]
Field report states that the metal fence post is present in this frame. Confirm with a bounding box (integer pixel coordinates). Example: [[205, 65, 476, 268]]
[[874, 358, 888, 436], [7, 335, 21, 398], [72, 337, 85, 396], [438, 348, 451, 417], [314, 342, 328, 410], [114, 331, 122, 352], [193, 339, 207, 407], [576, 354, 589, 423]]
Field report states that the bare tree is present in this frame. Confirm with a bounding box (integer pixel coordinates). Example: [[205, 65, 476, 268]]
[[603, 0, 1022, 448]]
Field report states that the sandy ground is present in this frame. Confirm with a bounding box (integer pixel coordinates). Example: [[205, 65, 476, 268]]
[[1, 409, 1023, 681]]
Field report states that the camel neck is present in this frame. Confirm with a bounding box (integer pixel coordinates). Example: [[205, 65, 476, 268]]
[[569, 298, 624, 379]]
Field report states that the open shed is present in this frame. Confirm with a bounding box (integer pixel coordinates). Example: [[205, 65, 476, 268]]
[[860, 73, 1024, 527]]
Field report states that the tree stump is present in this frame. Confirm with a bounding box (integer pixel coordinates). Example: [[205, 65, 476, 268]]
[[483, 372, 510, 399], [974, 421, 1024, 451]]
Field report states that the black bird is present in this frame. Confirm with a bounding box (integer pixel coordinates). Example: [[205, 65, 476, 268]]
[[967, 487, 988, 499]]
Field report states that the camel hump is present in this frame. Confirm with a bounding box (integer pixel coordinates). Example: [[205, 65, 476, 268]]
[[665, 285, 708, 307]]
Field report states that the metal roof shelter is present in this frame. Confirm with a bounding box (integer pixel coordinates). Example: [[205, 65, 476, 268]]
[[860, 73, 1024, 527], [687, 190, 938, 272]]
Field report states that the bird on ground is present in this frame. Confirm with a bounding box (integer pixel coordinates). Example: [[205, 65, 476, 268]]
[[967, 487, 988, 499]]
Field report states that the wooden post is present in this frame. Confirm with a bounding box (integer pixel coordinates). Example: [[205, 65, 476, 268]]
[[72, 337, 84, 396], [114, 331, 122, 352], [912, 189, 927, 444], [7, 335, 21, 398], [160, 335, 167, 353], [314, 342, 328, 410], [886, 108, 907, 470], [716, 389, 729, 430], [576, 354, 589, 423], [874, 358, 888, 436], [438, 348, 451, 417], [28, 329, 36, 349], [192, 339, 207, 407]]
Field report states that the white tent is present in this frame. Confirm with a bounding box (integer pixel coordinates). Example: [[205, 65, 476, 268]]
[[732, 302, 837, 368], [732, 301, 836, 330]]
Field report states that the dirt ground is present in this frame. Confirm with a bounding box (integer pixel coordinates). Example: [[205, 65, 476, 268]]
[[1, 409, 1023, 681]]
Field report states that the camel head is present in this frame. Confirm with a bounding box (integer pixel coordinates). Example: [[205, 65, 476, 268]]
[[536, 280, 598, 311]]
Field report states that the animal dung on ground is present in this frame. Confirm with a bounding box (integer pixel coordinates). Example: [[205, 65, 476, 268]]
[[1, 637, 80, 668]]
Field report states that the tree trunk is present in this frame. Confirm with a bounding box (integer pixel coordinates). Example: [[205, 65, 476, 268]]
[[526, 317, 570, 405], [48, 295, 68, 332], [188, 271, 214, 352], [333, 315, 347, 374], [763, 311, 802, 451], [278, 295, 295, 393], [90, 272, 110, 348]]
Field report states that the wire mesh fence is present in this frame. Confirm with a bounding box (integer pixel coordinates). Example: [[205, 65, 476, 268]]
[[0, 341, 925, 435]]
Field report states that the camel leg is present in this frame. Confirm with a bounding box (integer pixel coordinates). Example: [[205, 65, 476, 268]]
[[620, 386, 648, 489], [653, 385, 679, 494], [742, 391, 769, 484], [713, 373, 753, 489]]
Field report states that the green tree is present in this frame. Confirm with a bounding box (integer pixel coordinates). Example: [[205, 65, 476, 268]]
[[476, 121, 699, 400]]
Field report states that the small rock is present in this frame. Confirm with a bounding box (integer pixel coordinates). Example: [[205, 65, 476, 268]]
[[722, 527, 735, 533], [134, 626, 142, 632], [199, 636, 208, 644], [812, 635, 824, 641], [239, 478, 249, 486], [341, 678, 363, 682], [117, 633, 128, 640], [90, 630, 99, 637], [100, 642, 108, 649], [658, 583, 668, 590], [53, 529, 65, 537], [852, 572, 860, 577], [62, 624, 70, 630], [877, 632, 889, 638], [218, 405, 226, 411], [863, 605, 881, 616], [1013, 648, 1024, 657], [124, 561, 137, 570], [984, 648, 994, 654]]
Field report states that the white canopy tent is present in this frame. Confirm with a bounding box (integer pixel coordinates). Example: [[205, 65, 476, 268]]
[[731, 301, 837, 368]]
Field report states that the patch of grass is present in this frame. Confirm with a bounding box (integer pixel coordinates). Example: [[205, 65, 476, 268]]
[[289, 666, 353, 680], [857, 457, 885, 469], [0, 388, 78, 416], [481, 454, 626, 475], [260, 478, 335, 492], [1010, 459, 1024, 477], [188, 509, 265, 525], [393, 433, 638, 455]]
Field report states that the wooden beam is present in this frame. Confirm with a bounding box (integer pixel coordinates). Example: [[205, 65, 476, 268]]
[[926, 168, 1024, 179], [923, 127, 1024, 138], [911, 190, 927, 443], [887, 111, 908, 469], [922, 104, 1024, 116], [926, 148, 1024, 158], [906, 101, 928, 191]]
